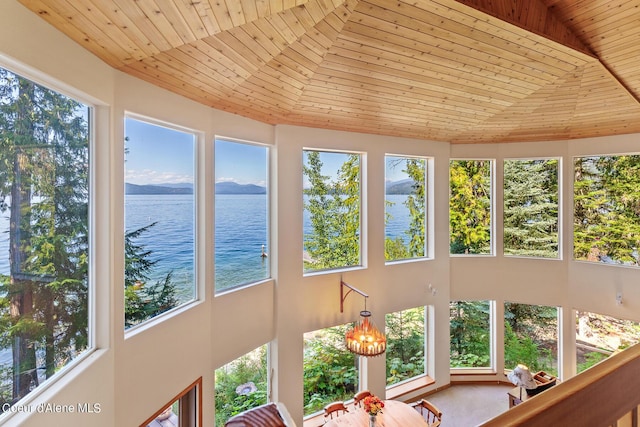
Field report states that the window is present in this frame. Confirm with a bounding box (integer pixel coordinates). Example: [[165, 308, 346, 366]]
[[303, 325, 359, 416], [450, 301, 491, 368], [144, 378, 201, 427], [385, 155, 428, 261], [576, 311, 640, 373], [214, 139, 269, 292], [124, 117, 196, 328], [450, 159, 492, 255], [503, 158, 559, 258], [215, 345, 268, 425], [303, 150, 361, 273], [574, 155, 640, 266], [504, 302, 558, 376], [0, 67, 91, 408], [386, 306, 426, 386]]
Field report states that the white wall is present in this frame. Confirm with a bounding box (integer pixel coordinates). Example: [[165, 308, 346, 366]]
[[1, 2, 640, 426], [272, 125, 451, 420]]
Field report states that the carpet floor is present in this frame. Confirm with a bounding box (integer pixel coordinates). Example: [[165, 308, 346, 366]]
[[424, 384, 513, 427]]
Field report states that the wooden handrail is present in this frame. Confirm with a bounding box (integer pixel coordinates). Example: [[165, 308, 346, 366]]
[[480, 344, 640, 426]]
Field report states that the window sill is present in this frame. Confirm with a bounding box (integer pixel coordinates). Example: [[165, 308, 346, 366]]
[[386, 375, 435, 400]]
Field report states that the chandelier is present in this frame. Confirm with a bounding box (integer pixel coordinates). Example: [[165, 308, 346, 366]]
[[340, 280, 387, 357]]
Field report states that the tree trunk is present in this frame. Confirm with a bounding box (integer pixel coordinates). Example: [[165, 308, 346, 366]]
[[9, 81, 38, 401]]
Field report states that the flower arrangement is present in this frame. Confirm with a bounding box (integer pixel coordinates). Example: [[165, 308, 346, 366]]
[[363, 395, 384, 416]]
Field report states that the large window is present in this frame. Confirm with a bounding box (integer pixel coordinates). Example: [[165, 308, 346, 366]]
[[450, 159, 492, 255], [0, 67, 91, 408], [504, 302, 558, 376], [385, 155, 428, 262], [303, 150, 361, 273], [215, 345, 268, 425], [576, 311, 640, 373], [574, 155, 640, 266], [450, 301, 491, 368], [386, 306, 426, 386], [503, 158, 559, 258], [214, 139, 269, 292], [303, 325, 358, 416], [124, 117, 196, 328]]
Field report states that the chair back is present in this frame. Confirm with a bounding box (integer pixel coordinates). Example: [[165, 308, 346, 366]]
[[353, 390, 372, 407], [323, 401, 349, 420], [412, 399, 442, 426]]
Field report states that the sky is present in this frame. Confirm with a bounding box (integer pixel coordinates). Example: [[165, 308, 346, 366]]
[[125, 118, 267, 186], [125, 118, 195, 185], [124, 117, 408, 187]]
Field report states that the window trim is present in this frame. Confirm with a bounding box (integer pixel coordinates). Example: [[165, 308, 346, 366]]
[[123, 113, 201, 332], [213, 136, 272, 294], [141, 377, 202, 427], [302, 148, 366, 275], [384, 154, 432, 264]]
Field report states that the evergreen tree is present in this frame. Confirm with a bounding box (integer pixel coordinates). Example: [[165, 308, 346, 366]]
[[574, 155, 640, 265], [385, 307, 425, 385], [503, 159, 558, 258], [0, 68, 89, 402], [124, 224, 178, 328], [449, 301, 491, 367]]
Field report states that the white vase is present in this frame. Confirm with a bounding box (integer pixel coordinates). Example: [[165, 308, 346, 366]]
[[369, 414, 376, 427]]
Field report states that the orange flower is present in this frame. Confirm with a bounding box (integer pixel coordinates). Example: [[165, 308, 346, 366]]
[[363, 395, 385, 416]]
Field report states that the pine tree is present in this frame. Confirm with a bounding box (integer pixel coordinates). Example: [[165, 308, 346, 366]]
[[124, 224, 178, 328], [0, 68, 89, 402], [503, 159, 558, 258], [574, 155, 640, 265]]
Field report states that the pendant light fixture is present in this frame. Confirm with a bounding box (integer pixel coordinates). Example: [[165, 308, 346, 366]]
[[340, 280, 387, 357]]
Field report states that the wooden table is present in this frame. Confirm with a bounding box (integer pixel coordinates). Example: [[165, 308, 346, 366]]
[[324, 400, 428, 426]]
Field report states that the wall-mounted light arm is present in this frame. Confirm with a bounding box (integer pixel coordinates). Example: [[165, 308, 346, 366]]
[[340, 280, 368, 313], [339, 278, 386, 357]]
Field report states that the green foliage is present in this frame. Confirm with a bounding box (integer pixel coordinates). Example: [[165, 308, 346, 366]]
[[215, 346, 268, 425], [385, 157, 427, 261], [124, 224, 178, 328], [403, 159, 427, 257], [303, 325, 357, 415], [503, 159, 559, 258], [574, 155, 640, 265], [449, 301, 491, 367], [384, 236, 410, 260], [449, 160, 492, 254], [504, 303, 557, 375], [303, 151, 361, 271], [577, 352, 608, 373], [0, 67, 90, 400], [386, 307, 425, 385]]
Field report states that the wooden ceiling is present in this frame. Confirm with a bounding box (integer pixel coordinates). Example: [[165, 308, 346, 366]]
[[19, 0, 640, 143]]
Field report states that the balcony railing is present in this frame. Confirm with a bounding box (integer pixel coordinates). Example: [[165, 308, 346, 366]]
[[481, 343, 640, 426]]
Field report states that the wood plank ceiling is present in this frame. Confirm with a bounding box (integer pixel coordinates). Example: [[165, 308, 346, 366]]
[[18, 0, 640, 144]]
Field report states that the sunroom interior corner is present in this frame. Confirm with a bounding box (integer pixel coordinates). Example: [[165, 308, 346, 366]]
[[1, 1, 640, 427]]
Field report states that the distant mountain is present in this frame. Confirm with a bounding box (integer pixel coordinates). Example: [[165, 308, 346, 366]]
[[386, 179, 415, 195], [215, 181, 266, 194], [126, 182, 267, 195], [125, 183, 192, 195]]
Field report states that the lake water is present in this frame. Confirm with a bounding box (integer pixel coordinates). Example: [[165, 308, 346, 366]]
[[0, 194, 413, 294]]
